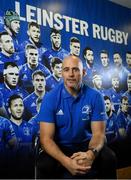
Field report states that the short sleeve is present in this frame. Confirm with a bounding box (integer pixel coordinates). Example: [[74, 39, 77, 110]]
[[91, 92, 107, 121], [37, 93, 56, 123]]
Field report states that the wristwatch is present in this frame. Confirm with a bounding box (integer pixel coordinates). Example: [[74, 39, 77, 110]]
[[88, 148, 99, 157]]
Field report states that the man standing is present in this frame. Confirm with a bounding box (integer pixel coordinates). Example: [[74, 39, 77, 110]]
[[37, 55, 117, 179]]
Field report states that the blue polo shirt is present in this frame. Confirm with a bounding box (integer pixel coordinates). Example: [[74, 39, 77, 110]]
[[38, 83, 106, 147]]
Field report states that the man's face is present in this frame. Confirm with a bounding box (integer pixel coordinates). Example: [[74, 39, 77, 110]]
[[70, 42, 80, 56], [33, 74, 46, 92], [10, 98, 24, 120], [126, 53, 131, 67], [93, 77, 102, 89], [53, 63, 62, 79], [28, 26, 40, 43], [51, 33, 61, 50], [105, 99, 112, 113], [112, 77, 119, 89], [0, 34, 14, 54], [127, 79, 131, 91], [10, 20, 20, 34], [26, 48, 39, 67], [5, 66, 19, 87], [62, 56, 84, 91], [113, 53, 122, 67], [85, 50, 94, 66], [121, 99, 128, 113], [100, 53, 109, 67]]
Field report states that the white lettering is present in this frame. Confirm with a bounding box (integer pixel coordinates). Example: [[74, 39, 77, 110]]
[[122, 32, 128, 45], [72, 18, 80, 34], [92, 24, 101, 39], [15, 1, 25, 21], [54, 13, 63, 30], [42, 10, 53, 28], [63, 15, 71, 32], [26, 5, 36, 22], [108, 28, 115, 42], [101, 26, 108, 40], [37, 8, 42, 25], [80, 20, 89, 36], [116, 30, 123, 44], [92, 24, 128, 45]]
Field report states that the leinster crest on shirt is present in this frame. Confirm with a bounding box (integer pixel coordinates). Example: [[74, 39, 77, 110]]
[[81, 105, 91, 121]]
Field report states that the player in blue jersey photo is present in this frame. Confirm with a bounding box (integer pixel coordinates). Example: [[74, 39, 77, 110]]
[[0, 91, 8, 118], [3, 10, 20, 52], [0, 62, 28, 113], [0, 116, 17, 178], [45, 28, 69, 70], [117, 96, 131, 139], [92, 74, 109, 97], [126, 51, 131, 73], [46, 57, 63, 91], [82, 46, 97, 87], [69, 37, 81, 57], [20, 21, 52, 64], [108, 74, 124, 113], [24, 70, 46, 120], [113, 52, 129, 91], [0, 31, 19, 81], [20, 44, 50, 93], [8, 94, 37, 178], [37, 55, 117, 179], [123, 74, 131, 116], [104, 95, 118, 144], [99, 50, 112, 89]]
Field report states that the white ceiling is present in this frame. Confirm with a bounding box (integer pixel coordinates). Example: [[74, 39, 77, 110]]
[[109, 0, 131, 9]]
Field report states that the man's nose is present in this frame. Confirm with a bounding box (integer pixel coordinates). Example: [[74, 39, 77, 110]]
[[69, 69, 74, 76]]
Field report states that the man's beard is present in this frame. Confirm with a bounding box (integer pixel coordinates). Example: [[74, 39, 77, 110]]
[[11, 113, 22, 121]]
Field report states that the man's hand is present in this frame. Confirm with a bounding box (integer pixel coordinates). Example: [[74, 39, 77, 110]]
[[63, 156, 91, 176], [70, 151, 95, 168]]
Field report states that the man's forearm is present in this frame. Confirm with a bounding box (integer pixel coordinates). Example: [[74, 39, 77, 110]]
[[41, 138, 70, 167], [88, 134, 105, 152]]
